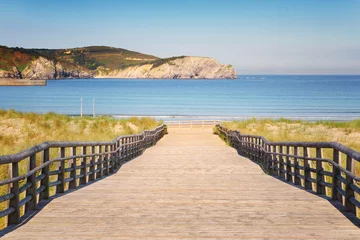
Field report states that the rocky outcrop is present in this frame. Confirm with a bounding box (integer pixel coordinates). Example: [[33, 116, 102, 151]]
[[97, 57, 236, 79], [22, 57, 56, 80], [54, 62, 93, 79], [20, 57, 93, 80], [0, 67, 21, 79]]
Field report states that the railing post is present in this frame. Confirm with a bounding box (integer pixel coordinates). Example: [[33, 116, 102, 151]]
[[293, 147, 300, 185], [57, 147, 66, 193], [123, 138, 127, 161], [272, 145, 277, 176], [344, 155, 355, 213], [286, 146, 291, 182], [113, 143, 118, 171], [97, 145, 103, 179], [117, 139, 122, 166], [136, 136, 140, 156], [69, 147, 77, 189], [104, 145, 109, 176], [266, 145, 272, 174], [257, 138, 261, 162], [26, 154, 37, 211], [8, 162, 20, 224], [131, 137, 134, 157], [303, 147, 311, 189], [248, 137, 251, 159], [40, 148, 50, 200], [80, 146, 87, 185], [316, 148, 325, 194], [241, 136, 244, 156], [121, 138, 125, 165], [278, 146, 284, 179], [332, 149, 340, 201], [89, 146, 95, 182]]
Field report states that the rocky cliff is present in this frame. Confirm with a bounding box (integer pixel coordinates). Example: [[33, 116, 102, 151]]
[[0, 57, 93, 80], [0, 46, 236, 80], [97, 56, 236, 79]]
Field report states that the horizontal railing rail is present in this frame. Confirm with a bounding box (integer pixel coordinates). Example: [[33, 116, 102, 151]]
[[0, 124, 167, 227], [215, 124, 360, 220], [165, 120, 226, 128]]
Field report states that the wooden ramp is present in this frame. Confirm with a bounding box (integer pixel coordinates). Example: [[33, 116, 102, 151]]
[[2, 127, 359, 239]]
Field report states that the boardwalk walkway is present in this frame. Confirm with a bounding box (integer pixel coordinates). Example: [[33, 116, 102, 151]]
[[2, 127, 359, 239]]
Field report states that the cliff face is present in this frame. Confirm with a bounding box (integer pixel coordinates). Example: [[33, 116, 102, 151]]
[[0, 67, 21, 79], [0, 46, 236, 80], [97, 57, 236, 79], [0, 57, 93, 80]]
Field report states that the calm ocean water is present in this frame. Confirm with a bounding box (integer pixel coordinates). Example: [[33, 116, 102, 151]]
[[0, 75, 359, 121]]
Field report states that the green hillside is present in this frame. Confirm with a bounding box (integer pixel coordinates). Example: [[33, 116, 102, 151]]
[[0, 45, 159, 72]]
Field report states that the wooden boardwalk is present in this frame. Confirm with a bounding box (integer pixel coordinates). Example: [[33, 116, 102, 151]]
[[2, 127, 359, 239]]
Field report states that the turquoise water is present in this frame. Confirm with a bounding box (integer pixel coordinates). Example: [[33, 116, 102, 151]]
[[0, 75, 359, 121]]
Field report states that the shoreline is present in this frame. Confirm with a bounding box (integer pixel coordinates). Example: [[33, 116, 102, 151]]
[[0, 79, 47, 86], [64, 114, 359, 122]]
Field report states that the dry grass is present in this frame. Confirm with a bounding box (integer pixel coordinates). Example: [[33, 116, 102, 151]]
[[222, 119, 360, 176], [223, 118, 360, 152], [0, 109, 160, 156]]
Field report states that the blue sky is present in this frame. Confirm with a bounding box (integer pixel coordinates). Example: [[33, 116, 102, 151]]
[[0, 0, 359, 74]]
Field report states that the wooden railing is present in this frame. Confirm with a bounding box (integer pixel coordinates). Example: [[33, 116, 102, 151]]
[[215, 124, 360, 220], [165, 120, 226, 128], [0, 124, 167, 227]]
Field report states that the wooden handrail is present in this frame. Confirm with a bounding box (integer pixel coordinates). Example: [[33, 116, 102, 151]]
[[0, 124, 167, 227], [215, 124, 360, 219]]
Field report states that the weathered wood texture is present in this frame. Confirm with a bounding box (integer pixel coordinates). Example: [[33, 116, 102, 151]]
[[1, 127, 359, 239]]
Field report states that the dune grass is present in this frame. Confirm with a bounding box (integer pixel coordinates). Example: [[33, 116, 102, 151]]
[[0, 109, 161, 156], [222, 118, 360, 176], [223, 118, 360, 151], [0, 109, 161, 228]]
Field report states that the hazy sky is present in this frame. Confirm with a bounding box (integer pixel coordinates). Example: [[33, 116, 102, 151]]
[[0, 0, 359, 74]]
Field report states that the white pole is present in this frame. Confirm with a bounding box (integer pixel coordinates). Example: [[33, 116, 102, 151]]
[[80, 98, 83, 117], [92, 98, 95, 117]]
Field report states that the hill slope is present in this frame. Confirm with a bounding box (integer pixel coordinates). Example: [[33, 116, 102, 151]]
[[0, 46, 236, 79]]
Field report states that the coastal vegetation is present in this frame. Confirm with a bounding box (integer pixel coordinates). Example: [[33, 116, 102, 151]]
[[222, 118, 360, 150], [0, 45, 158, 72], [0, 109, 160, 156], [222, 118, 360, 176], [0, 110, 161, 228]]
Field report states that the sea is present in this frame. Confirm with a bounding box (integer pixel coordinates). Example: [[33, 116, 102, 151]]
[[0, 75, 359, 121]]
